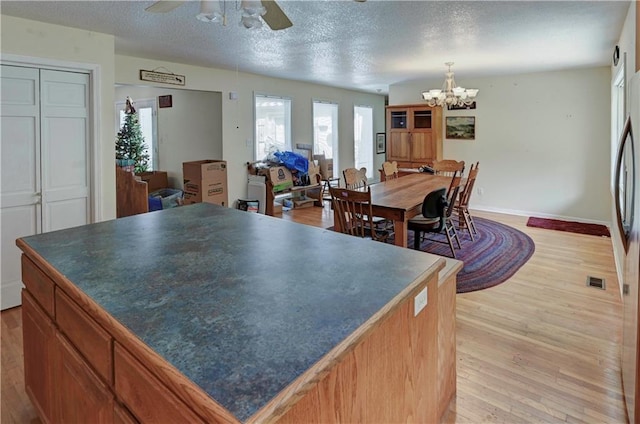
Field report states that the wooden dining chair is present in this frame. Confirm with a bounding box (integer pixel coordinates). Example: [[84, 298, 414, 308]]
[[455, 162, 480, 240], [409, 177, 463, 258], [432, 159, 465, 177], [343, 167, 368, 189], [382, 161, 399, 180], [329, 186, 389, 242], [343, 166, 389, 230]]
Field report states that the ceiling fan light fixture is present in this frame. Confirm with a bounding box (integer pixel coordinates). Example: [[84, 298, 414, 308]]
[[240, 0, 266, 17], [240, 14, 263, 29], [196, 0, 223, 23]]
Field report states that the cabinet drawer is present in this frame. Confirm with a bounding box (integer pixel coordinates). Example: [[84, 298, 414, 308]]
[[21, 255, 55, 317], [114, 343, 204, 423], [56, 289, 113, 385]]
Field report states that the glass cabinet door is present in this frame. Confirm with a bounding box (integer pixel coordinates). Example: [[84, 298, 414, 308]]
[[413, 110, 432, 129], [390, 111, 407, 129]]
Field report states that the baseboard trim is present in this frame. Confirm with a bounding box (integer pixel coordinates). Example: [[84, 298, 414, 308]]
[[470, 205, 611, 228]]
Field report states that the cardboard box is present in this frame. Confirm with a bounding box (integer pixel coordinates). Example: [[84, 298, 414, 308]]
[[183, 160, 228, 207], [183, 160, 227, 183], [183, 187, 228, 207], [273, 201, 283, 215], [268, 166, 293, 192], [319, 159, 334, 180]]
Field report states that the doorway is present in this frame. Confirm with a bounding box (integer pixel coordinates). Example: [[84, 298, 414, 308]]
[[1, 64, 92, 309]]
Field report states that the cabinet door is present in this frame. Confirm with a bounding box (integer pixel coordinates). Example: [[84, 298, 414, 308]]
[[55, 332, 115, 423], [387, 132, 411, 162], [410, 132, 435, 164], [22, 290, 55, 424]]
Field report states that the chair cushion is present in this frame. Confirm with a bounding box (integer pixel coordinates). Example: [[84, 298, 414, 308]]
[[409, 215, 440, 224], [408, 215, 441, 230]]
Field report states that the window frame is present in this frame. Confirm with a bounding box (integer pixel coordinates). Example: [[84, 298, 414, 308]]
[[254, 93, 292, 161]]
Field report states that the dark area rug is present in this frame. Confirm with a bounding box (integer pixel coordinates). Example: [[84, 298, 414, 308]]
[[526, 216, 610, 237], [328, 217, 535, 294], [391, 217, 535, 293]]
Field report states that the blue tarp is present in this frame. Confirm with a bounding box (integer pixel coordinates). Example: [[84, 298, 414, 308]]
[[274, 151, 308, 173]]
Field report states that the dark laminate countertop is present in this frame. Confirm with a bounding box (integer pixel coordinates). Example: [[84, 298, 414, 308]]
[[19, 203, 444, 421]]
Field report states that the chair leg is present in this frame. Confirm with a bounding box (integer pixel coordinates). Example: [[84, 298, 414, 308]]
[[443, 224, 457, 258], [462, 211, 475, 241], [465, 209, 478, 235], [450, 223, 462, 249], [413, 230, 421, 250]]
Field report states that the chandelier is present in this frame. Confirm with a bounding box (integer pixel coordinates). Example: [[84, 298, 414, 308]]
[[421, 62, 479, 107]]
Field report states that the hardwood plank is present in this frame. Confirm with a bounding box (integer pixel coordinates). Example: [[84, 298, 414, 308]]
[[2, 207, 627, 424]]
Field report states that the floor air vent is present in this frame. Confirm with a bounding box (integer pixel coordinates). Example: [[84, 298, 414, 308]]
[[586, 276, 605, 290]]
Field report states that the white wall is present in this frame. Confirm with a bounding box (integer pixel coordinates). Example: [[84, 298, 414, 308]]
[[114, 85, 223, 188], [114, 56, 387, 208], [390, 67, 612, 223], [1, 15, 116, 220]]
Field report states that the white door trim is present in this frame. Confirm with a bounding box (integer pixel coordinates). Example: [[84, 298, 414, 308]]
[[1, 53, 103, 223]]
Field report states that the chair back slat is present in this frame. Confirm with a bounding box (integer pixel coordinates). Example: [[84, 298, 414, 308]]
[[458, 162, 479, 208], [343, 167, 368, 189], [382, 161, 399, 180], [432, 159, 465, 177]]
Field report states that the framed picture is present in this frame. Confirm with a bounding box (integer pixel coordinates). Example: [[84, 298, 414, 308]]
[[446, 116, 476, 140], [158, 95, 173, 108], [376, 133, 386, 154]]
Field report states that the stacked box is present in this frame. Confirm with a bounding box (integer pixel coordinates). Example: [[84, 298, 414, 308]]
[[319, 159, 334, 180], [182, 160, 228, 207], [268, 166, 293, 192]]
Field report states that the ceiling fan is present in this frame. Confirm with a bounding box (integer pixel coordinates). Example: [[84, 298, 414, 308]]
[[145, 0, 293, 31]]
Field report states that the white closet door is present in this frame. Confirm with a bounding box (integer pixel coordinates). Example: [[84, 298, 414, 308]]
[[40, 69, 90, 232], [1, 66, 90, 310], [1, 65, 41, 309]]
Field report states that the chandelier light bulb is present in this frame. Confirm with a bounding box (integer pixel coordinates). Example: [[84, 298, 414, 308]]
[[240, 0, 266, 16]]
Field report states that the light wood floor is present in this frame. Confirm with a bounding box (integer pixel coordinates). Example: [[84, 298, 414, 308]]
[[1, 205, 627, 423]]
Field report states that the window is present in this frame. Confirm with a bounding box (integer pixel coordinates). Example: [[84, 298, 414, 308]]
[[115, 98, 157, 170], [354, 105, 374, 179], [313, 101, 339, 168], [255, 94, 291, 160]]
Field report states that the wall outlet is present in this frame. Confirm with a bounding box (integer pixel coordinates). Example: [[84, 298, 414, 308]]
[[414, 287, 428, 316], [477, 187, 484, 196]]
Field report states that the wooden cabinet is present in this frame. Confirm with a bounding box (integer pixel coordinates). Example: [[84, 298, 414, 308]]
[[55, 332, 115, 423], [386, 105, 442, 168], [20, 255, 139, 424], [22, 291, 55, 424]]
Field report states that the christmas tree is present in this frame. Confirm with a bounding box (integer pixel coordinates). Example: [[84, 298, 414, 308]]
[[115, 96, 149, 174]]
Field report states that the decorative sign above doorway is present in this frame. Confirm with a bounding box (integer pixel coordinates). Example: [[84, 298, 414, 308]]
[[139, 69, 185, 86]]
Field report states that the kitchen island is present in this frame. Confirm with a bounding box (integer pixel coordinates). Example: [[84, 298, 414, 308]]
[[17, 203, 457, 423]]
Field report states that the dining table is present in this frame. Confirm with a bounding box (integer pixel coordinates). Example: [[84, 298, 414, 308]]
[[333, 173, 455, 248]]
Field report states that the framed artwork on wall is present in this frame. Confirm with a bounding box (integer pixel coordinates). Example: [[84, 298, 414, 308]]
[[376, 133, 386, 154], [446, 116, 476, 140]]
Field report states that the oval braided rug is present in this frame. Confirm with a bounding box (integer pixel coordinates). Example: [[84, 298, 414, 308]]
[[395, 216, 535, 294]]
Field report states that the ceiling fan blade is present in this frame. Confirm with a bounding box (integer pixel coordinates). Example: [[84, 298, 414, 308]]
[[145, 1, 186, 13], [261, 0, 293, 30]]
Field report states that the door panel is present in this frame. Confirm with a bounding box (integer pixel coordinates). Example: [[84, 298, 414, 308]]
[[1, 65, 90, 310], [40, 69, 89, 233], [1, 65, 41, 309], [410, 132, 434, 163]]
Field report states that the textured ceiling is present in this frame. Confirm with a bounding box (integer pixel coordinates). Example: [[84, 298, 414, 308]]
[[0, 0, 631, 94]]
